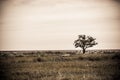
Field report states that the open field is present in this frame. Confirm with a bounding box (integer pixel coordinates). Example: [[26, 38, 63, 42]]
[[0, 50, 120, 80]]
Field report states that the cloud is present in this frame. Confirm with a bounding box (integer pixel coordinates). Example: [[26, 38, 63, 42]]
[[0, 0, 120, 50]]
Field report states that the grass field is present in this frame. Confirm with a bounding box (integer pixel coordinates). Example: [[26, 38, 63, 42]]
[[0, 50, 120, 80]]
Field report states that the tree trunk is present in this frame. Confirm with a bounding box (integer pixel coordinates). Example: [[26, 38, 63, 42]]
[[82, 47, 86, 54]]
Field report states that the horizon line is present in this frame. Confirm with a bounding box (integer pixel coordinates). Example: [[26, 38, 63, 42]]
[[0, 48, 120, 52]]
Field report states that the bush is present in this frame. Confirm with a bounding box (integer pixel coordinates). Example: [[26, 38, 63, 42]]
[[16, 54, 25, 57], [0, 53, 14, 57], [34, 57, 44, 62], [112, 54, 120, 60], [78, 54, 111, 61], [61, 78, 70, 80]]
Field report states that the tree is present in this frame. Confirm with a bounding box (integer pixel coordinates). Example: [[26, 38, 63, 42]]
[[74, 35, 98, 54]]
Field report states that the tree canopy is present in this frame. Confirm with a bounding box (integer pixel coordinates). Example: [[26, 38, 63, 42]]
[[74, 35, 98, 53]]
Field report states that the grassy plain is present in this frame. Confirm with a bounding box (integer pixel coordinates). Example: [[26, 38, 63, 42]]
[[0, 50, 120, 80]]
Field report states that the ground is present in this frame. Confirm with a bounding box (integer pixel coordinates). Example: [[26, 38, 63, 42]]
[[0, 50, 120, 80]]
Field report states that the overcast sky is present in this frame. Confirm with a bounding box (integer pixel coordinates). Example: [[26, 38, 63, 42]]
[[0, 0, 120, 50]]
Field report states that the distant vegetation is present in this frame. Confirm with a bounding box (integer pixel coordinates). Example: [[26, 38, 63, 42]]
[[0, 50, 120, 80]]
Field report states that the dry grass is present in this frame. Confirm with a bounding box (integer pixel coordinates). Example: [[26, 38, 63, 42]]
[[0, 50, 120, 80]]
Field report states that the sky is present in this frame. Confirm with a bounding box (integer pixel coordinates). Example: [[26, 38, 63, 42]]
[[0, 0, 120, 50]]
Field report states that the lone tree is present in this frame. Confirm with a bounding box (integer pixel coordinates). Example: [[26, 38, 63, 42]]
[[74, 35, 98, 54]]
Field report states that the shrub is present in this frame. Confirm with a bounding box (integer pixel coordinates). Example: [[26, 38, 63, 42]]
[[61, 78, 70, 80], [16, 54, 24, 57], [78, 54, 111, 61], [34, 57, 44, 62], [0, 53, 14, 57], [112, 54, 120, 60]]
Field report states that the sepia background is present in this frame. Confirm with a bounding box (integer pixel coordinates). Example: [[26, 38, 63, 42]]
[[0, 0, 120, 50]]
